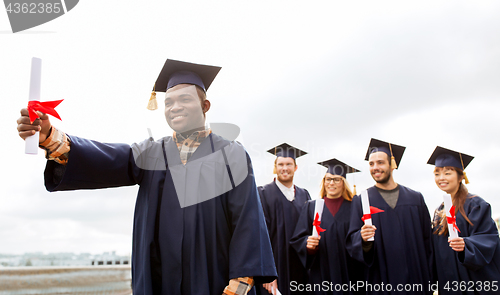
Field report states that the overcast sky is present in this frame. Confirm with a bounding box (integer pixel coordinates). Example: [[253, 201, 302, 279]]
[[1, 0, 499, 255]]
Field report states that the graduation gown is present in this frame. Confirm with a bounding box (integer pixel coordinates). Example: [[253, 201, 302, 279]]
[[346, 185, 433, 295], [257, 182, 311, 295], [290, 199, 365, 295], [44, 133, 277, 295], [432, 195, 500, 295]]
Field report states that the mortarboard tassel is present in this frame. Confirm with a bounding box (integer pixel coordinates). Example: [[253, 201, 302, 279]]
[[459, 153, 469, 184], [463, 172, 469, 184], [350, 168, 357, 195], [390, 156, 398, 169], [147, 84, 158, 111], [389, 143, 398, 169]]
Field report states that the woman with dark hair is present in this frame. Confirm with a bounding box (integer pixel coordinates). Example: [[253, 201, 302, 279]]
[[290, 159, 364, 294], [428, 147, 500, 295]]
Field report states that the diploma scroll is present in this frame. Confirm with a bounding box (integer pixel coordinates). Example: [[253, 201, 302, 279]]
[[25, 57, 42, 155], [312, 199, 325, 237], [361, 190, 374, 241], [443, 194, 459, 239]]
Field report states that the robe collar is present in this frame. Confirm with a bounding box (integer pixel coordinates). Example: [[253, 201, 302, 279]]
[[275, 178, 295, 202]]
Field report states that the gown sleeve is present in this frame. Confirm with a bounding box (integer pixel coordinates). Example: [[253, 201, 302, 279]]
[[44, 135, 145, 192], [258, 186, 273, 234], [418, 192, 433, 276], [290, 201, 313, 269], [459, 198, 500, 271], [226, 153, 277, 284]]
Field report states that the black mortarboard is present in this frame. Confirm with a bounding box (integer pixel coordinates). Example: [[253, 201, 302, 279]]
[[154, 59, 221, 92], [147, 59, 221, 110], [267, 143, 307, 160], [365, 138, 406, 169], [318, 158, 360, 178], [427, 146, 473, 183]]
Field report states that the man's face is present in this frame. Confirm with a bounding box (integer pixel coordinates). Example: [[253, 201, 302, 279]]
[[164, 84, 207, 134], [368, 151, 392, 184], [275, 157, 297, 183]]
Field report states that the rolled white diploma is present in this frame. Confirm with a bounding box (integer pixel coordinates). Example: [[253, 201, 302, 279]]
[[361, 190, 374, 241], [25, 57, 42, 155], [312, 199, 324, 237], [443, 194, 459, 239]]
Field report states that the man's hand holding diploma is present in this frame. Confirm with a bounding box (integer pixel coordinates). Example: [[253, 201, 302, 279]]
[[361, 224, 377, 242], [17, 108, 52, 142]]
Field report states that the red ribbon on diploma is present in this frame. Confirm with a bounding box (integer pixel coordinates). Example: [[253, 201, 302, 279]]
[[446, 205, 461, 233], [27, 100, 64, 123], [313, 212, 326, 234], [361, 206, 385, 222]]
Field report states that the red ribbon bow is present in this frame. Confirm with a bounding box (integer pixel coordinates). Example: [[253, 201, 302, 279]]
[[361, 206, 385, 222], [27, 100, 64, 123], [446, 205, 461, 233], [313, 212, 326, 234]]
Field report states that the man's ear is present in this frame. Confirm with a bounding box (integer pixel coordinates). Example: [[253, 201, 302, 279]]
[[202, 99, 211, 113]]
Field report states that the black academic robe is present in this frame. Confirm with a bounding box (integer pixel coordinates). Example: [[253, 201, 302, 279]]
[[257, 182, 311, 295], [432, 195, 500, 295], [44, 133, 277, 295], [346, 185, 433, 295], [290, 199, 365, 295]]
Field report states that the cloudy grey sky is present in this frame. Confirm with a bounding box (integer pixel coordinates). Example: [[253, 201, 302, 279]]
[[1, 0, 499, 255]]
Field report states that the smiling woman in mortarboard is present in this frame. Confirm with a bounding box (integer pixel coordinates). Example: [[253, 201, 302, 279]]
[[290, 158, 364, 294], [428, 147, 500, 295]]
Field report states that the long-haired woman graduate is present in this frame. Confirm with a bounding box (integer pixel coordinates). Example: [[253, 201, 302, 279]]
[[290, 158, 364, 294], [428, 146, 500, 295]]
